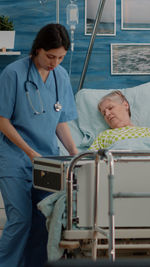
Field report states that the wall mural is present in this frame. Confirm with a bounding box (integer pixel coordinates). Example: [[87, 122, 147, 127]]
[[111, 43, 150, 75], [85, 0, 116, 35], [121, 0, 150, 30]]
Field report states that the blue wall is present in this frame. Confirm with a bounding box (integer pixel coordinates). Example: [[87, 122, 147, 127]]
[[1, 0, 150, 94]]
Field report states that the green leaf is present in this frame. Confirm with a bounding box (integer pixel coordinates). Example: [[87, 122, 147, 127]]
[[0, 15, 14, 31]]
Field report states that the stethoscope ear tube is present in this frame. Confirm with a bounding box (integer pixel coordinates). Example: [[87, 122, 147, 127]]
[[26, 90, 45, 115], [25, 58, 62, 114]]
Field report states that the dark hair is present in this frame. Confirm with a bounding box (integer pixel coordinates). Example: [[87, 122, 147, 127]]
[[98, 90, 131, 117], [30, 23, 70, 56]]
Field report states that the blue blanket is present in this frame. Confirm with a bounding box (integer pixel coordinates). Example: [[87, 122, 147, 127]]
[[37, 191, 66, 261], [108, 136, 150, 151]]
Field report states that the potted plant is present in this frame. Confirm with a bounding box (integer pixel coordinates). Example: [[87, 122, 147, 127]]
[[0, 15, 15, 51]]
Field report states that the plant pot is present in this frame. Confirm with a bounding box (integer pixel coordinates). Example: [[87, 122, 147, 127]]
[[0, 31, 15, 50]]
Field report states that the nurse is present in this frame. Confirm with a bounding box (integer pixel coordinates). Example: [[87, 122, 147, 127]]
[[0, 23, 78, 267]]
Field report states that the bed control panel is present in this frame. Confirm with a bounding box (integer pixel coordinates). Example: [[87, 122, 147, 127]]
[[33, 155, 94, 193], [33, 156, 71, 192]]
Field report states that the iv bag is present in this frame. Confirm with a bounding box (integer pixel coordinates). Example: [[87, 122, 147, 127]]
[[39, 0, 47, 5], [66, 1, 79, 30]]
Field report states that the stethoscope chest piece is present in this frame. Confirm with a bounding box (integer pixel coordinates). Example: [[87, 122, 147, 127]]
[[54, 102, 62, 112]]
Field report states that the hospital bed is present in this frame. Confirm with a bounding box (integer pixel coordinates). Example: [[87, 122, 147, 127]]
[[33, 82, 150, 261]]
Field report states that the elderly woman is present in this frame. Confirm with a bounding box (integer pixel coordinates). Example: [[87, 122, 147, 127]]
[[89, 90, 150, 151]]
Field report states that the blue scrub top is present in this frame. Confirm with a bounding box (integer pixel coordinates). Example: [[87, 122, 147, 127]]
[[0, 57, 77, 178]]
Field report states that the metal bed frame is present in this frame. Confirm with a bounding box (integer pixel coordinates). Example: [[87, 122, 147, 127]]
[[65, 150, 150, 261]]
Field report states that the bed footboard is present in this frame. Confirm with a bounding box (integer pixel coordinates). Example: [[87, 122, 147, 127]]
[[33, 151, 150, 261]]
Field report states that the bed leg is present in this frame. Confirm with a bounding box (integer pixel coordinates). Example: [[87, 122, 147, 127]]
[[91, 235, 98, 260], [108, 151, 115, 261]]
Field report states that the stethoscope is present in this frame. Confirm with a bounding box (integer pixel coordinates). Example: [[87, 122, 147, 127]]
[[24, 58, 62, 115]]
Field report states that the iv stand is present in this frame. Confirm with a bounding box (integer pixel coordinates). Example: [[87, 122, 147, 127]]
[[77, 0, 106, 92], [56, 0, 59, 23]]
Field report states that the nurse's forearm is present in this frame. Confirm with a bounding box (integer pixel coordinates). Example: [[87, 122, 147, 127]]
[[56, 122, 78, 155], [0, 116, 41, 161]]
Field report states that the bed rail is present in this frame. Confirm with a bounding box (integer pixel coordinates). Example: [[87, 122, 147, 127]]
[[66, 150, 150, 261], [103, 150, 150, 261]]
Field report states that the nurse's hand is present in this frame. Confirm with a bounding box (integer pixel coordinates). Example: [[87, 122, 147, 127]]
[[0, 117, 42, 162], [28, 150, 42, 162], [69, 148, 78, 156]]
